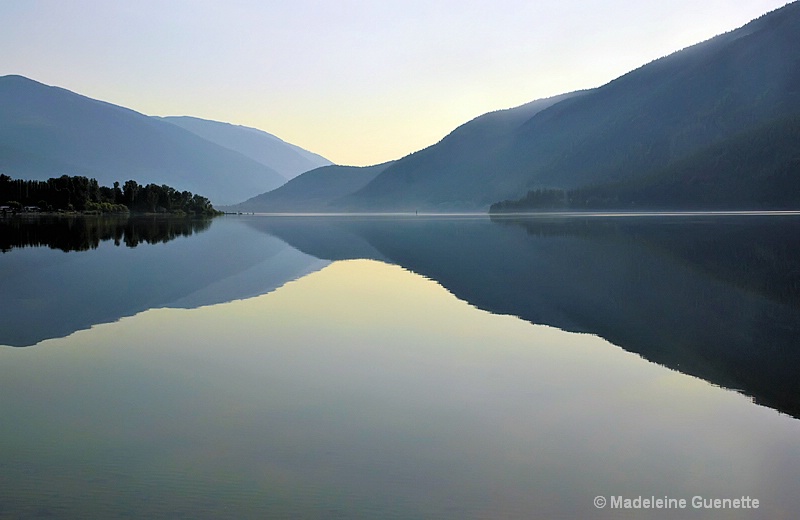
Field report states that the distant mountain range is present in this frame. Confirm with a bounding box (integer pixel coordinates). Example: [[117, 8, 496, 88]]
[[157, 116, 331, 181], [0, 75, 331, 205], [225, 162, 394, 213], [239, 1, 800, 213], [3, 1, 798, 212]]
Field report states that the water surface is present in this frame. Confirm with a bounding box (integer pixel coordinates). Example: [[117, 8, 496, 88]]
[[1, 214, 798, 519]]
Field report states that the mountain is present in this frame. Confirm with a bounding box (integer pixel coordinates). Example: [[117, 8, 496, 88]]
[[339, 1, 800, 211], [158, 116, 332, 180], [234, 93, 580, 213], [225, 162, 393, 213], [492, 115, 800, 211], [0, 75, 286, 205], [338, 92, 584, 211]]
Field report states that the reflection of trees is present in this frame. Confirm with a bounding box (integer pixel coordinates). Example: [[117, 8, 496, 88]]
[[491, 214, 800, 309], [0, 215, 213, 253]]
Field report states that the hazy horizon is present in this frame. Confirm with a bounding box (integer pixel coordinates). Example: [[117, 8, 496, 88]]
[[0, 0, 790, 166]]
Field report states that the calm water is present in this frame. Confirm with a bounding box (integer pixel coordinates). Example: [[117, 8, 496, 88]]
[[1, 214, 799, 519]]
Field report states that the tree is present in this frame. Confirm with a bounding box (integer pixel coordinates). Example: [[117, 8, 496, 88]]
[[123, 180, 139, 206], [146, 189, 159, 212]]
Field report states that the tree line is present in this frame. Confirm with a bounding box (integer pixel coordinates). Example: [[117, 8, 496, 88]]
[[0, 174, 219, 216]]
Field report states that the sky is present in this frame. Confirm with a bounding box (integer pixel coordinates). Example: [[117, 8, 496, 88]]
[[0, 0, 791, 166]]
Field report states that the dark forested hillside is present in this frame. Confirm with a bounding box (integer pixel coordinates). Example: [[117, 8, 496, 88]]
[[343, 2, 800, 211], [491, 115, 800, 211]]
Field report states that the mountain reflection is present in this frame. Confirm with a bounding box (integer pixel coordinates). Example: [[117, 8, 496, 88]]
[[0, 216, 327, 347], [251, 214, 800, 419], [3, 213, 798, 419], [0, 215, 212, 253]]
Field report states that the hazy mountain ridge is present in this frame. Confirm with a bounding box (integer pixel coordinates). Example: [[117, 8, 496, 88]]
[[159, 116, 332, 181], [236, 92, 583, 213], [334, 1, 800, 211], [225, 162, 393, 213], [336, 92, 585, 211], [0, 75, 292, 205], [505, 1, 800, 187]]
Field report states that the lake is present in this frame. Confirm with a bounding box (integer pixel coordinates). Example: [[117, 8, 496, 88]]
[[1, 213, 799, 519]]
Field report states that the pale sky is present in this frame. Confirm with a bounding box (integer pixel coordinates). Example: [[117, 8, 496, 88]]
[[0, 0, 790, 166]]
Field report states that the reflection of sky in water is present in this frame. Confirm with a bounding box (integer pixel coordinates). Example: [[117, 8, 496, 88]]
[[1, 259, 798, 519]]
